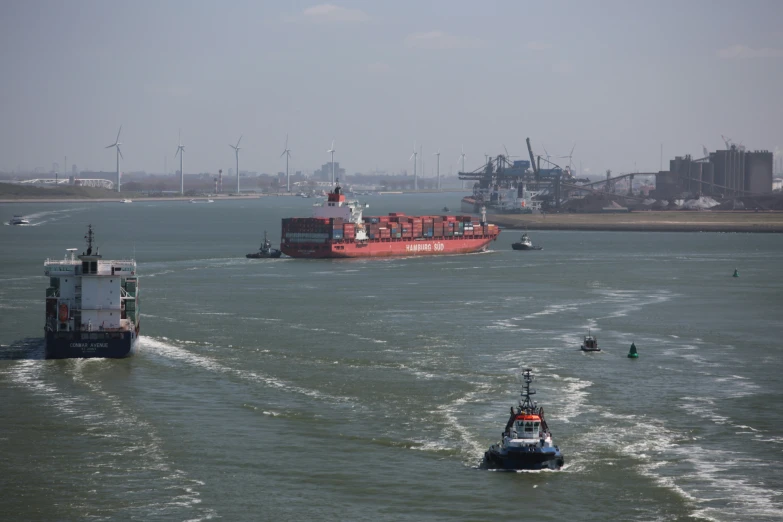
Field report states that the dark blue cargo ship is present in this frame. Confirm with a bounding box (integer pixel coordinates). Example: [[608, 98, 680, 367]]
[[43, 225, 140, 359]]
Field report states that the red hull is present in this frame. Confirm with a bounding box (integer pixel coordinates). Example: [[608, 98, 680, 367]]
[[281, 235, 498, 259]]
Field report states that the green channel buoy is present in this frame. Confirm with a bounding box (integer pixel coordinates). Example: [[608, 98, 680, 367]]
[[628, 342, 638, 359], [733, 268, 739, 278]]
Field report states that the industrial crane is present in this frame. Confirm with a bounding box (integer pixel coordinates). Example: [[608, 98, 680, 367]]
[[526, 137, 539, 180]]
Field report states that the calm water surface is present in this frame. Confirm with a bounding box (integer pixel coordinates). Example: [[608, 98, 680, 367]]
[[1, 195, 782, 521]]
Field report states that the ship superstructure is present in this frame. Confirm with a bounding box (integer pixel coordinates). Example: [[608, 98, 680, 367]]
[[281, 184, 500, 258], [43, 225, 140, 358]]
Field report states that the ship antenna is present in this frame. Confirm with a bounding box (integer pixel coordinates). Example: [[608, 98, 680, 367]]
[[84, 224, 94, 256], [519, 368, 536, 412]]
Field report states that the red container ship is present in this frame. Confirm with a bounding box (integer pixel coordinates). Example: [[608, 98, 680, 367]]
[[281, 185, 500, 259]]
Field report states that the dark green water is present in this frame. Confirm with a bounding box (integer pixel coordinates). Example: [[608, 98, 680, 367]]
[[1, 195, 782, 521]]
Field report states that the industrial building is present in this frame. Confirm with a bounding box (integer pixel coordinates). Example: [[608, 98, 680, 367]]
[[313, 161, 345, 182], [653, 146, 773, 200]]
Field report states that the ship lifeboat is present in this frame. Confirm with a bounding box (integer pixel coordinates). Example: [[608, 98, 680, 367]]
[[58, 303, 69, 322]]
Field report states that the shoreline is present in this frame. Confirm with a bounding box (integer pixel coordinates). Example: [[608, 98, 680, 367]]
[[5, 196, 782, 233], [0, 195, 268, 204], [490, 211, 783, 233], [0, 189, 468, 204]]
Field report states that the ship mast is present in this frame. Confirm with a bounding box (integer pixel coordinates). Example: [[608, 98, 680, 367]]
[[518, 368, 536, 412], [84, 224, 95, 256]]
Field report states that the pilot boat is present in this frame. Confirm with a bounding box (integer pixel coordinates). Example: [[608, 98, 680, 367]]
[[581, 331, 600, 352], [9, 215, 30, 225]]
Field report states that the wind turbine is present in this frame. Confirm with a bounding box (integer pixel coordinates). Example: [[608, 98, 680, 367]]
[[457, 146, 466, 173], [281, 134, 291, 192], [175, 129, 185, 195], [327, 139, 336, 184], [105, 125, 123, 193], [433, 150, 441, 190], [502, 144, 519, 165], [229, 135, 242, 193], [409, 144, 418, 191], [559, 143, 576, 170]]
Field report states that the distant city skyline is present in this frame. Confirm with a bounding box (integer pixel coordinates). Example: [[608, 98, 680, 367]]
[[1, 1, 781, 177]]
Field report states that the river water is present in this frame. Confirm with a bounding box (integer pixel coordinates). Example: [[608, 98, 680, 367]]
[[1, 194, 782, 521]]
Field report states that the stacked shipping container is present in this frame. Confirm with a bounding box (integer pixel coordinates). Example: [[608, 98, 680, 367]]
[[283, 214, 499, 243]]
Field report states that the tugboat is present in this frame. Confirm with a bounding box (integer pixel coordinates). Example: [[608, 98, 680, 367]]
[[9, 215, 30, 225], [511, 232, 543, 251], [581, 330, 600, 352], [246, 231, 282, 259], [481, 368, 565, 471]]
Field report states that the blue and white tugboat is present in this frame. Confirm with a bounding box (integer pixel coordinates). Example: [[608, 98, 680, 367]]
[[481, 368, 564, 470], [43, 225, 140, 358]]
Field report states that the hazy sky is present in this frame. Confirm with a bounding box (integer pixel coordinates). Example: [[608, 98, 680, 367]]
[[1, 0, 781, 177]]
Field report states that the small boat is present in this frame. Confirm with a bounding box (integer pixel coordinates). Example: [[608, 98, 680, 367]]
[[120, 199, 133, 204], [481, 368, 565, 471], [442, 206, 450, 212], [581, 331, 600, 352], [247, 231, 282, 259], [511, 232, 543, 251], [9, 215, 30, 225]]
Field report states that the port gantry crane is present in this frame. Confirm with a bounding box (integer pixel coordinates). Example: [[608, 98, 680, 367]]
[[457, 138, 593, 209]]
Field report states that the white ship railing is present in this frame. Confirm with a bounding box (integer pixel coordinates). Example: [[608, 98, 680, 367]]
[[44, 258, 136, 265], [44, 259, 81, 266]]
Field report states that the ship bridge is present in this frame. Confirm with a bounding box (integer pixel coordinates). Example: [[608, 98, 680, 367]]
[[512, 414, 542, 439], [313, 184, 367, 225]]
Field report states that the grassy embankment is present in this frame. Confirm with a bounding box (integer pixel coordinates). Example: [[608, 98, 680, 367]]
[[0, 184, 266, 202], [491, 211, 783, 233], [0, 184, 136, 200]]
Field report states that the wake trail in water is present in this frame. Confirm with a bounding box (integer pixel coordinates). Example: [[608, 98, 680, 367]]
[[23, 207, 89, 226], [1, 359, 216, 521], [579, 410, 783, 521], [141, 336, 357, 405]]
